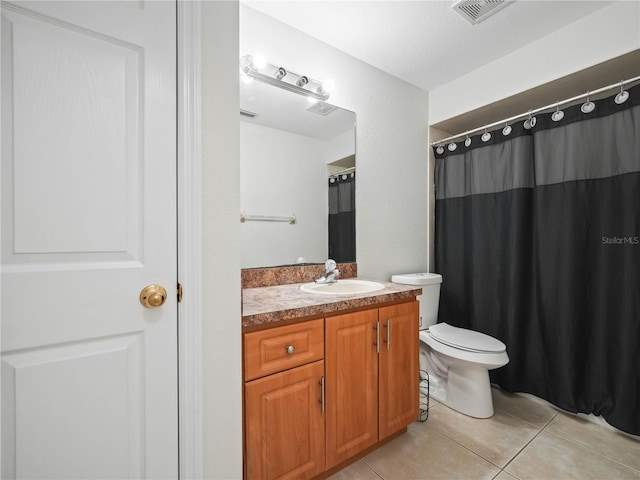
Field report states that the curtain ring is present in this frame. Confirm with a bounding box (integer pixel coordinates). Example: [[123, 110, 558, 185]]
[[524, 110, 536, 129], [552, 101, 564, 122], [581, 91, 595, 113], [615, 80, 629, 104]]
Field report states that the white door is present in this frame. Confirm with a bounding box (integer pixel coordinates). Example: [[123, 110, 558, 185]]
[[1, 1, 178, 478]]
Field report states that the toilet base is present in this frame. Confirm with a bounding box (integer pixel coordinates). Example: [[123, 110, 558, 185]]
[[445, 366, 494, 418], [419, 333, 507, 419]]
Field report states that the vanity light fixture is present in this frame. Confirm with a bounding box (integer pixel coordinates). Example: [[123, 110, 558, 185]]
[[274, 67, 287, 80], [240, 54, 332, 101]]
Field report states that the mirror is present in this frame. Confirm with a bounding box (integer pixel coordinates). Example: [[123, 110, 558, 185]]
[[240, 77, 356, 268]]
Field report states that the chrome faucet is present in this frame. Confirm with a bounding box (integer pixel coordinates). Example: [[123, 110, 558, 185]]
[[315, 259, 340, 284]]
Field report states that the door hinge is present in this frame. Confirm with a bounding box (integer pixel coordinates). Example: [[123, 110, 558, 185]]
[[177, 283, 183, 303]]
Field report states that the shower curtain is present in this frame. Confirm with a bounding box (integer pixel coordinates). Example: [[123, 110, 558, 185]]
[[434, 84, 640, 435], [328, 171, 356, 263]]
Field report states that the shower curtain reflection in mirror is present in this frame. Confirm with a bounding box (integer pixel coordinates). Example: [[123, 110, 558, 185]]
[[328, 172, 355, 263]]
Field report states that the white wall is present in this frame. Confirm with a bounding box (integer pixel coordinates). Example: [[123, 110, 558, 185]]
[[240, 122, 328, 267], [324, 128, 356, 165], [200, 2, 242, 478], [429, 1, 640, 125], [241, 5, 430, 280]]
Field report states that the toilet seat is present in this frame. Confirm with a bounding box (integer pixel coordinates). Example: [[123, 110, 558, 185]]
[[428, 323, 506, 353]]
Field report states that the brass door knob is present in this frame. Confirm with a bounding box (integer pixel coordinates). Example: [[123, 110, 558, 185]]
[[140, 284, 167, 308]]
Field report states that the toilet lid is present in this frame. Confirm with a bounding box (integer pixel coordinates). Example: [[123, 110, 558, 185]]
[[428, 323, 506, 353]]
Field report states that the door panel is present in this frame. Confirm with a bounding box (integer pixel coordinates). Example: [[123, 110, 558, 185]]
[[1, 2, 177, 478], [379, 301, 420, 439], [3, 6, 141, 265], [245, 361, 326, 480], [2, 334, 144, 478], [325, 309, 379, 469]]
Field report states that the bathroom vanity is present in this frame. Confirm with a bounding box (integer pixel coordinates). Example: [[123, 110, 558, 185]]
[[242, 265, 421, 479]]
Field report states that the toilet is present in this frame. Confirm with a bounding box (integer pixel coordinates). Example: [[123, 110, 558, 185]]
[[391, 273, 509, 418]]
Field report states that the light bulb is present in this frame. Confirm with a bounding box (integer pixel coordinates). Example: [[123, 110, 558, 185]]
[[321, 79, 335, 93], [251, 53, 267, 70]]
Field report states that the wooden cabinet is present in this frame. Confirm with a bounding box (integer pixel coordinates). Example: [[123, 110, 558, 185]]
[[245, 360, 325, 480], [243, 301, 419, 479], [325, 309, 379, 468], [244, 319, 325, 480], [325, 301, 419, 470], [244, 318, 324, 381], [378, 302, 420, 439]]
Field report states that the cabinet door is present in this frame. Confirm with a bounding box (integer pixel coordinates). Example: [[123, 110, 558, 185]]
[[325, 309, 379, 469], [378, 301, 420, 439], [245, 360, 325, 480]]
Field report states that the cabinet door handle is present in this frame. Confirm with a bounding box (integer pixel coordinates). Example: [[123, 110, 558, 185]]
[[319, 376, 325, 413], [384, 319, 391, 350], [373, 321, 380, 354], [286, 345, 295, 355]]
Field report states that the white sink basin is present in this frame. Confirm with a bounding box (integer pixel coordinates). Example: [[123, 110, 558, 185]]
[[299, 279, 385, 295]]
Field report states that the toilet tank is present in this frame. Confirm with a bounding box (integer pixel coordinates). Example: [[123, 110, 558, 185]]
[[391, 273, 442, 330]]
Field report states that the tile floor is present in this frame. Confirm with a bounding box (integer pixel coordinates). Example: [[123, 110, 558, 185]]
[[329, 388, 640, 479]]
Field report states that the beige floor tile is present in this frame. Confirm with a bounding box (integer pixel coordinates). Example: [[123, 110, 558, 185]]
[[363, 421, 500, 479], [493, 471, 520, 480], [424, 403, 540, 467], [492, 388, 558, 428], [505, 431, 640, 480], [328, 459, 381, 480], [545, 413, 640, 472]]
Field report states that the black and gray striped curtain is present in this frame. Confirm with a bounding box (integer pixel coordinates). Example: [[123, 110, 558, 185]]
[[328, 172, 355, 263], [434, 84, 640, 435]]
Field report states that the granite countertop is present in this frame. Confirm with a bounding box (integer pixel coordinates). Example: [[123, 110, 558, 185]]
[[242, 279, 422, 328]]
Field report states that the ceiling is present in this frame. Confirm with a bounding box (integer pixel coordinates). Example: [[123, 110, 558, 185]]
[[243, 0, 614, 92]]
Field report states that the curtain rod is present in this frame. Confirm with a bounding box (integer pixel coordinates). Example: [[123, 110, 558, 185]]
[[329, 166, 355, 178], [431, 75, 640, 147]]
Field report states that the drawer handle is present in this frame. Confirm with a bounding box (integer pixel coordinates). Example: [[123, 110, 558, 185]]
[[286, 345, 295, 355], [373, 321, 380, 354], [384, 319, 391, 350]]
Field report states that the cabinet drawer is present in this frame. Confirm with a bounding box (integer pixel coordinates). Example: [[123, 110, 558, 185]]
[[244, 318, 324, 381]]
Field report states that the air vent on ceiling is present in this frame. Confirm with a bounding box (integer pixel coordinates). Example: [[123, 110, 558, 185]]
[[452, 0, 513, 25], [240, 109, 257, 118], [306, 102, 338, 116]]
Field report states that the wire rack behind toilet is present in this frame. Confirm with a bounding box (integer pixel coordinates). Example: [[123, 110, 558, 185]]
[[419, 370, 430, 422]]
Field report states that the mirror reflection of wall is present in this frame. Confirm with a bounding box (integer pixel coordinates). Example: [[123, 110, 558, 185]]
[[240, 79, 356, 268]]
